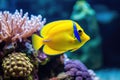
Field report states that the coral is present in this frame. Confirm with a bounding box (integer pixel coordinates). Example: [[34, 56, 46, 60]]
[[88, 70, 100, 80], [0, 9, 45, 43], [0, 9, 46, 62], [49, 55, 100, 80], [56, 72, 73, 80], [0, 10, 46, 80], [2, 52, 33, 77], [36, 51, 49, 65], [71, 0, 95, 20], [24, 42, 34, 54], [64, 60, 92, 80]]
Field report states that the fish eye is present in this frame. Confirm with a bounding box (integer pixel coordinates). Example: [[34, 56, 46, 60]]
[[78, 30, 82, 33], [78, 30, 82, 35]]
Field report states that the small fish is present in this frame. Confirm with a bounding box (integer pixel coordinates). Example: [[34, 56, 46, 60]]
[[32, 20, 90, 55]]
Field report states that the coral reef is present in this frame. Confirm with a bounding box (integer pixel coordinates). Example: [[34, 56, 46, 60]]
[[0, 9, 46, 58], [2, 52, 33, 77], [0, 9, 99, 80], [48, 55, 99, 80], [0, 10, 46, 80]]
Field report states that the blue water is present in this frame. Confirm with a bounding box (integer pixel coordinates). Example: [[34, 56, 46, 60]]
[[96, 69, 120, 80]]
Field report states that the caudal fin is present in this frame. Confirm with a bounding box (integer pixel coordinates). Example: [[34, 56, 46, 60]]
[[32, 34, 43, 50]]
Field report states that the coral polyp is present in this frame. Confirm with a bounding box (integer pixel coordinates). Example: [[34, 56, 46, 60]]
[[2, 52, 33, 77]]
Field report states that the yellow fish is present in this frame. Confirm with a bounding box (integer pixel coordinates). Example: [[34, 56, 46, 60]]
[[32, 20, 90, 55]]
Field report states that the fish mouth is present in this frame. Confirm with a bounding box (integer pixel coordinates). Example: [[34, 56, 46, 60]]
[[81, 33, 90, 42], [86, 35, 90, 41]]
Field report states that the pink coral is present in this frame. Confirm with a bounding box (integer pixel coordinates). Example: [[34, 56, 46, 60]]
[[0, 9, 45, 43]]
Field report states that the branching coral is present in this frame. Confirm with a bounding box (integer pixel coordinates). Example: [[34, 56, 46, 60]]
[[0, 9, 46, 43]]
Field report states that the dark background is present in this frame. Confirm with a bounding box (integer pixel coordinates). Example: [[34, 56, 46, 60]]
[[88, 0, 120, 67]]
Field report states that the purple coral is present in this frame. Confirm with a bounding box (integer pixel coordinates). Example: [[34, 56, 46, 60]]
[[88, 69, 100, 80], [37, 51, 48, 62], [64, 60, 92, 80]]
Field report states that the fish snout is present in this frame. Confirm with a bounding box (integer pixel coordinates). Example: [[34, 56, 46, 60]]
[[81, 32, 90, 41]]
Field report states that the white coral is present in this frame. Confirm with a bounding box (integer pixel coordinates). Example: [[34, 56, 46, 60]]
[[0, 9, 46, 43]]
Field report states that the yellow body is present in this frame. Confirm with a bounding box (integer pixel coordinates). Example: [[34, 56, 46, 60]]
[[32, 20, 90, 55]]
